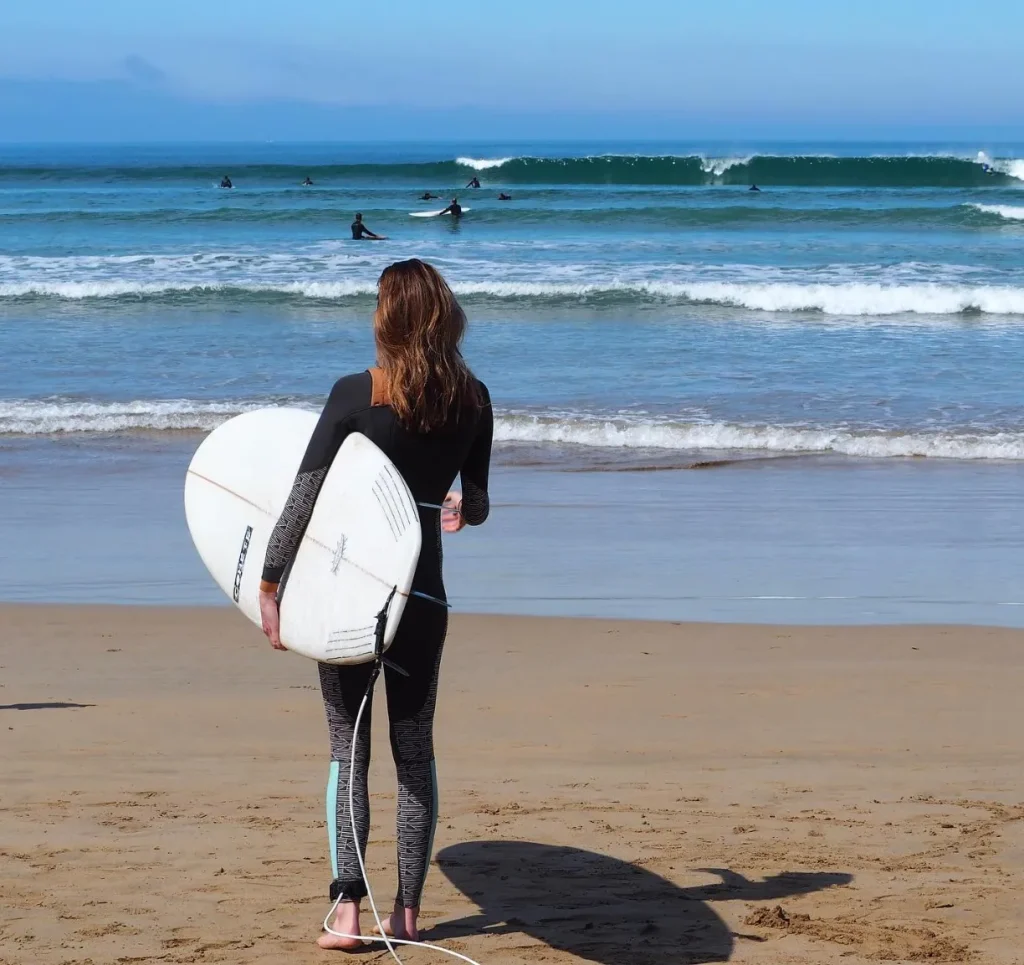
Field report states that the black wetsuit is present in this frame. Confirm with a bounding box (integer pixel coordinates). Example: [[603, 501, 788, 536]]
[[351, 220, 373, 239], [262, 369, 492, 906]]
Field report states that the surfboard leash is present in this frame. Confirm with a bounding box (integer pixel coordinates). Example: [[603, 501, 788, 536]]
[[321, 590, 485, 965]]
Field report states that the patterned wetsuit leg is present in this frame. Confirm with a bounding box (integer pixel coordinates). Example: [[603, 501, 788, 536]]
[[320, 597, 447, 906], [319, 659, 376, 900], [385, 599, 448, 908]]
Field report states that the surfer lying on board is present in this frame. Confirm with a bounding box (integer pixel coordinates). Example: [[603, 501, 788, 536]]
[[350, 212, 386, 240], [419, 191, 439, 200], [258, 259, 493, 950], [498, 192, 512, 201], [439, 197, 462, 218]]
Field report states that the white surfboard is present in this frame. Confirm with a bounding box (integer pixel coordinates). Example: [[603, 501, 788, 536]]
[[410, 207, 471, 217], [184, 408, 421, 665]]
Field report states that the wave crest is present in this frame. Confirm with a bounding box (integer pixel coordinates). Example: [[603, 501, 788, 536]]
[[438, 151, 1021, 188], [495, 414, 1024, 461], [972, 203, 1024, 222], [4, 400, 1022, 461], [0, 399, 263, 435], [455, 156, 515, 170], [6, 277, 1024, 315], [5, 153, 1022, 187], [699, 155, 753, 176]]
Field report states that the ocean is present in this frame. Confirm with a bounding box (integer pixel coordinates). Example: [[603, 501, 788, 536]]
[[2, 140, 1023, 623]]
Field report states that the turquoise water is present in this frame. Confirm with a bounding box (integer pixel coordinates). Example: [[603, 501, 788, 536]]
[[3, 141, 1024, 460], [1, 141, 1023, 620]]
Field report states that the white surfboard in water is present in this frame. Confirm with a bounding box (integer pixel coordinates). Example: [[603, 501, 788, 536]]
[[184, 408, 421, 665], [410, 207, 472, 217]]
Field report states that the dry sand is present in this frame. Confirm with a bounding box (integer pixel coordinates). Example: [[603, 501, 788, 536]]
[[2, 605, 1023, 964]]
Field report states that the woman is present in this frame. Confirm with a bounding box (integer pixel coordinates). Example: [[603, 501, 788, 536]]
[[257, 259, 492, 949]]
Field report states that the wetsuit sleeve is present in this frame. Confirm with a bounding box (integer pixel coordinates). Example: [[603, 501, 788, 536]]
[[261, 373, 370, 587], [460, 381, 493, 526]]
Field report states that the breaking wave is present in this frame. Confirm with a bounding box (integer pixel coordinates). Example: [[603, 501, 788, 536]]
[[450, 153, 1024, 186], [3, 399, 1022, 461], [6, 276, 1024, 315], [972, 203, 1024, 221], [0, 399, 266, 435], [4, 152, 1023, 187], [494, 414, 1024, 461]]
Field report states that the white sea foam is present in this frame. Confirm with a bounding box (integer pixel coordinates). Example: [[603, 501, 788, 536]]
[[0, 399, 268, 435], [0, 279, 381, 300], [975, 152, 1024, 181], [4, 400, 1021, 460], [1002, 160, 1024, 181], [455, 156, 515, 170], [699, 156, 753, 176], [659, 281, 1024, 315], [5, 277, 1024, 315], [3, 249, 1024, 316], [494, 414, 1024, 461], [972, 203, 1024, 221]]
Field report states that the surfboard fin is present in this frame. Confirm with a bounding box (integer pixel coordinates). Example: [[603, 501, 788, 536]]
[[371, 587, 410, 676]]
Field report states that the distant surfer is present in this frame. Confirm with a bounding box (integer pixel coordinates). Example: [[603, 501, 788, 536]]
[[498, 192, 512, 201], [219, 175, 233, 189], [465, 176, 481, 189], [439, 197, 462, 218], [302, 176, 314, 186], [749, 184, 761, 192], [351, 213, 386, 240], [420, 192, 439, 201]]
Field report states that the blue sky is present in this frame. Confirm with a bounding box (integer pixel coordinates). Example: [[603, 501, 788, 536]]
[[2, 0, 1023, 140]]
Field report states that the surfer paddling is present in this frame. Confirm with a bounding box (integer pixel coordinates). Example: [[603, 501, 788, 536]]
[[350, 212, 386, 240], [439, 197, 463, 218]]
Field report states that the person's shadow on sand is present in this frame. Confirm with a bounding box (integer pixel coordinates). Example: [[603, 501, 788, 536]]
[[433, 841, 852, 964], [0, 702, 94, 711]]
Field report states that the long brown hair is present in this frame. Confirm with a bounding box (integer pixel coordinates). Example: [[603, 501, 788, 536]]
[[374, 259, 479, 432]]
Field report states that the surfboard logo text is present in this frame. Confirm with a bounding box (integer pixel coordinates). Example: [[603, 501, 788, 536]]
[[233, 525, 253, 602]]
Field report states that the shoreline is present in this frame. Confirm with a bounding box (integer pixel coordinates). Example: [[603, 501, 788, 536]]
[[3, 599, 1024, 632], [2, 443, 1022, 626], [3, 604, 1024, 963]]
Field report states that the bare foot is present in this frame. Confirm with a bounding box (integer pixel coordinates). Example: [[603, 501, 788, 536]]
[[318, 900, 364, 950], [372, 905, 420, 943]]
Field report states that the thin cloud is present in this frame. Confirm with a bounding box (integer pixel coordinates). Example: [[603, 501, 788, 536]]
[[123, 55, 166, 88]]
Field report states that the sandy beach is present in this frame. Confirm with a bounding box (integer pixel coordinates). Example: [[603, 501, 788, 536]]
[[1, 605, 1022, 964]]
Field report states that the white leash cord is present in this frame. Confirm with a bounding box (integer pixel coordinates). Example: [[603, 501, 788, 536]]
[[321, 678, 485, 965]]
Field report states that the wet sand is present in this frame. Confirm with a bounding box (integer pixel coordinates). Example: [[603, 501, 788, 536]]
[[3, 435, 1024, 626], [2, 605, 1023, 963]]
